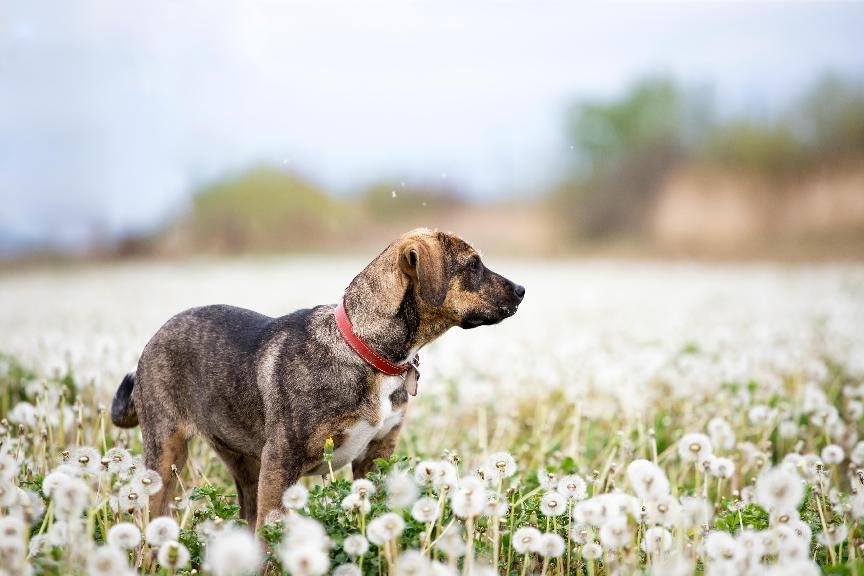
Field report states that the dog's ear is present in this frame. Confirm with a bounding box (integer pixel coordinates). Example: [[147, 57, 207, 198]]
[[399, 236, 448, 306]]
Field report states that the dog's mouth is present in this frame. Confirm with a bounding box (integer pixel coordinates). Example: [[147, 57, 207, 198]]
[[460, 301, 521, 329]]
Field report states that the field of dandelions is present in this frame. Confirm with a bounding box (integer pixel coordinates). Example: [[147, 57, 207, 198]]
[[1, 258, 864, 576]]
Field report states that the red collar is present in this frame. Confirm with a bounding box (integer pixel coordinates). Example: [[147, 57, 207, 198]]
[[334, 300, 419, 377]]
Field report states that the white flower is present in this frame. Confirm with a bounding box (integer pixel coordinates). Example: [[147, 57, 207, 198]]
[[432, 461, 458, 492], [342, 534, 369, 558], [570, 523, 595, 545], [707, 417, 735, 450], [367, 513, 405, 545], [538, 469, 557, 491], [573, 499, 604, 526], [42, 469, 72, 497], [678, 433, 713, 463], [641, 526, 672, 554], [157, 541, 190, 569], [341, 493, 371, 514], [816, 524, 848, 546], [414, 461, 439, 485], [48, 520, 70, 546], [626, 459, 669, 500], [411, 496, 440, 523], [9, 402, 36, 427], [52, 475, 89, 519], [394, 549, 430, 574], [280, 543, 329, 576], [0, 454, 20, 482], [484, 452, 517, 480], [87, 545, 130, 576], [71, 446, 102, 475], [557, 474, 588, 501], [820, 444, 844, 465], [709, 457, 735, 479], [107, 522, 141, 550], [351, 479, 376, 498], [333, 564, 362, 576], [850, 441, 864, 465], [451, 477, 486, 519], [284, 516, 328, 550], [754, 468, 804, 513], [114, 483, 148, 512], [435, 526, 465, 558], [0, 516, 26, 542], [131, 468, 163, 496], [484, 492, 508, 517], [581, 542, 602, 561], [387, 472, 418, 509], [537, 533, 565, 558], [145, 516, 180, 546], [704, 531, 741, 563], [778, 421, 799, 439], [512, 526, 542, 554], [540, 491, 567, 517], [282, 484, 309, 510], [205, 528, 263, 576], [598, 517, 629, 549], [645, 495, 681, 527], [105, 447, 134, 475]]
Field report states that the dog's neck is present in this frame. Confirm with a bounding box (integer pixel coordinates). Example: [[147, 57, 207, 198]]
[[342, 250, 447, 363]]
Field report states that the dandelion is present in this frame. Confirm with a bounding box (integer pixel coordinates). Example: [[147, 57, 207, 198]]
[[86, 545, 130, 576], [626, 459, 670, 500], [512, 526, 542, 554], [704, 531, 741, 563], [537, 532, 565, 558], [0, 454, 19, 482], [451, 477, 486, 518], [540, 491, 567, 517], [341, 493, 371, 515], [351, 478, 376, 498], [282, 484, 309, 509], [157, 541, 190, 569], [52, 475, 89, 519], [820, 444, 844, 465], [851, 441, 864, 466], [538, 469, 557, 490], [283, 516, 328, 550], [816, 524, 848, 546], [333, 564, 362, 576], [598, 517, 630, 549], [709, 457, 735, 479], [205, 528, 264, 576], [432, 461, 458, 492], [678, 433, 713, 463], [484, 492, 508, 517], [71, 446, 102, 475], [342, 534, 369, 559], [131, 468, 163, 496], [394, 549, 431, 574], [436, 526, 466, 559], [146, 516, 180, 546], [104, 447, 134, 475], [114, 484, 147, 512], [645, 495, 681, 527], [641, 526, 672, 554], [106, 522, 141, 550], [754, 468, 804, 513], [414, 460, 439, 485], [778, 421, 799, 439], [570, 523, 594, 545], [557, 474, 588, 501], [707, 417, 735, 450], [581, 542, 602, 560], [280, 543, 329, 575], [485, 451, 517, 480], [573, 498, 604, 526], [386, 471, 418, 509], [366, 512, 405, 545], [47, 520, 70, 546], [411, 496, 440, 523]]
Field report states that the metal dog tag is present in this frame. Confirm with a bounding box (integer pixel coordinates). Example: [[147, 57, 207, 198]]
[[403, 366, 419, 396]]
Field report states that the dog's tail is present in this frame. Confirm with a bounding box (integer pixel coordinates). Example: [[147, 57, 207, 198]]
[[111, 372, 139, 428]]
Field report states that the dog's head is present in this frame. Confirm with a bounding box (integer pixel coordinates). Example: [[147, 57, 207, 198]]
[[396, 228, 525, 329]]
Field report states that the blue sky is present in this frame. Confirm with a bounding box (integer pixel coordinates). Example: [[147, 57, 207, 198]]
[[2, 0, 864, 249]]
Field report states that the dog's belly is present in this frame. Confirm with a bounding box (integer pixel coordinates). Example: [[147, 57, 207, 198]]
[[307, 375, 404, 476]]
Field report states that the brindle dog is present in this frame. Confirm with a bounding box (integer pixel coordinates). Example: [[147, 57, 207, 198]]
[[111, 228, 524, 529]]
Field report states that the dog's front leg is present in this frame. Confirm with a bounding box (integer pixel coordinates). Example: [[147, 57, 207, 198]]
[[352, 420, 404, 479], [255, 440, 301, 532]]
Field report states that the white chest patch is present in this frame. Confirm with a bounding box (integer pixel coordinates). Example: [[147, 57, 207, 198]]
[[307, 375, 405, 475]]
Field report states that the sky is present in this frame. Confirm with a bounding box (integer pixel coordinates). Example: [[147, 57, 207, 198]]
[[1, 0, 864, 250]]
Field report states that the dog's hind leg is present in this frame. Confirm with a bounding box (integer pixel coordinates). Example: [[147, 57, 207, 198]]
[[212, 445, 261, 527], [142, 425, 189, 518], [255, 440, 301, 531]]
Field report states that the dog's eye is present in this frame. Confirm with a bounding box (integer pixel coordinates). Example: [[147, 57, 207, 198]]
[[468, 258, 481, 273]]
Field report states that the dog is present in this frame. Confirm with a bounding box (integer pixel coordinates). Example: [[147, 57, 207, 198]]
[[111, 228, 524, 529]]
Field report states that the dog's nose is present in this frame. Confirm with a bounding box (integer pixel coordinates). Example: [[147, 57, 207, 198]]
[[513, 283, 525, 300]]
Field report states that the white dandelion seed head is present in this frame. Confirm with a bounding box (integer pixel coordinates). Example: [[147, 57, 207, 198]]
[[366, 512, 405, 545], [484, 492, 509, 518], [816, 524, 848, 547], [131, 468, 163, 496], [435, 526, 465, 559], [282, 484, 309, 510], [778, 421, 799, 440], [820, 444, 845, 465], [432, 461, 458, 492], [414, 460, 439, 485], [484, 451, 517, 480], [386, 471, 418, 509], [626, 459, 670, 500], [104, 447, 133, 475], [411, 496, 440, 523], [351, 479, 376, 498], [709, 457, 735, 479], [284, 515, 328, 551], [205, 528, 264, 576], [540, 491, 567, 517], [52, 475, 90, 519], [707, 417, 736, 450], [279, 543, 329, 576], [647, 495, 682, 528], [557, 474, 588, 501], [145, 516, 180, 547], [641, 526, 672, 554], [394, 549, 431, 574], [512, 526, 542, 554], [769, 508, 800, 526], [451, 477, 486, 519], [0, 454, 20, 482], [537, 469, 558, 491], [678, 433, 713, 463], [581, 542, 602, 561], [704, 531, 741, 563], [106, 522, 141, 550], [598, 517, 630, 550], [850, 441, 864, 466], [736, 528, 766, 560], [157, 541, 190, 569], [341, 493, 371, 515], [342, 534, 369, 558], [71, 446, 102, 475], [87, 545, 131, 576], [754, 467, 804, 513], [333, 564, 362, 576], [537, 532, 565, 558], [570, 523, 595, 545]]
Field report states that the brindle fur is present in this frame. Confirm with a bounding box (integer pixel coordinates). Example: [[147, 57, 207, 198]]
[[111, 229, 524, 529]]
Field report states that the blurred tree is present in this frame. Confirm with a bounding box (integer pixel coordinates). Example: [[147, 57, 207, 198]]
[[359, 183, 463, 221], [795, 75, 864, 160]]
